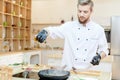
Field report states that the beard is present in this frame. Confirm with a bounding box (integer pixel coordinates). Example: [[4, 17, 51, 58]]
[[78, 16, 90, 24]]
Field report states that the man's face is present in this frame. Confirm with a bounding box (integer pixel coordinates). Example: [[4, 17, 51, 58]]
[[77, 4, 92, 24]]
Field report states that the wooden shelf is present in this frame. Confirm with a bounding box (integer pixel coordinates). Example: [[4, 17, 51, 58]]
[[20, 38, 24, 40], [0, 12, 3, 14], [12, 4, 19, 16], [4, 1, 12, 14], [0, 30, 3, 42], [26, 8, 31, 10], [20, 28, 25, 30], [12, 2, 19, 7], [12, 38, 19, 40], [3, 26, 11, 28], [4, 0, 12, 4], [0, 14, 2, 25], [4, 38, 11, 40], [20, 5, 26, 9], [11, 0, 19, 5], [26, 0, 31, 9], [0, 0, 31, 52], [0, 27, 2, 38], [12, 26, 18, 29], [3, 13, 12, 16], [20, 16, 25, 19], [0, 0, 3, 12], [26, 18, 31, 20]]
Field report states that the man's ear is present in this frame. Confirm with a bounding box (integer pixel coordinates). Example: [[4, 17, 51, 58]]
[[90, 7, 93, 12]]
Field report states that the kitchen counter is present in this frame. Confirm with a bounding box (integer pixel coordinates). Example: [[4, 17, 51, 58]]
[[0, 48, 63, 56], [0, 50, 112, 80], [12, 72, 111, 80], [11, 64, 112, 80], [12, 77, 36, 80]]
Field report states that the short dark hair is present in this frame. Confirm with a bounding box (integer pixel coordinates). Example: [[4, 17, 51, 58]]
[[77, 0, 94, 8]]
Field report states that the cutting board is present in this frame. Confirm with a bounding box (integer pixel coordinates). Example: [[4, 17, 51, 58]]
[[68, 76, 98, 80], [70, 70, 101, 76]]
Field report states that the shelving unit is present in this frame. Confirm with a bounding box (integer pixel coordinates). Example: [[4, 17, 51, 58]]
[[0, 0, 31, 52]]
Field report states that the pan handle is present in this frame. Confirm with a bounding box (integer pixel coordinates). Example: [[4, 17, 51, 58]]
[[50, 65, 67, 70]]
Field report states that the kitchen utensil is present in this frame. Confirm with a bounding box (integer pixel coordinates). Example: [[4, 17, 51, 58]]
[[50, 65, 67, 70], [69, 75, 98, 80], [71, 63, 101, 76], [22, 71, 29, 78], [72, 63, 93, 73], [38, 69, 70, 80]]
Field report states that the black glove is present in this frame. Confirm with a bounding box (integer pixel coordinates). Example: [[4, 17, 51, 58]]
[[90, 54, 101, 65], [36, 29, 48, 43]]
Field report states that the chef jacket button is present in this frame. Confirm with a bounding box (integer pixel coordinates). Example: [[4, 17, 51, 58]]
[[78, 28, 80, 30], [85, 49, 87, 51], [86, 39, 88, 41], [77, 48, 79, 50], [84, 59, 86, 61], [75, 59, 77, 60], [88, 29, 90, 30], [78, 38, 80, 40]]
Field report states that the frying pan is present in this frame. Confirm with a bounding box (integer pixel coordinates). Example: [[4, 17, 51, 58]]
[[38, 69, 70, 80]]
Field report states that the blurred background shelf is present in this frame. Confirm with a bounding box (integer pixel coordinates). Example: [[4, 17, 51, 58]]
[[0, 0, 31, 52]]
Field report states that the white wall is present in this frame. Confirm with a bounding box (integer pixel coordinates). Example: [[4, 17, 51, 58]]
[[31, 0, 120, 48], [92, 0, 120, 26], [32, 0, 120, 26], [32, 0, 77, 24]]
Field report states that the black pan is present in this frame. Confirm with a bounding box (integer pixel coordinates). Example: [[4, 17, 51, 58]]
[[38, 69, 70, 80]]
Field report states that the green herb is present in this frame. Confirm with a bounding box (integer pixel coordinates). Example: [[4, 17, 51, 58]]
[[18, 21, 22, 27], [20, 2, 24, 6], [11, 11, 15, 16], [3, 21, 8, 27], [79, 78, 85, 80]]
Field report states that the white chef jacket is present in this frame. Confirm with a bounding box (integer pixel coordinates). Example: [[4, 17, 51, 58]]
[[44, 20, 108, 71]]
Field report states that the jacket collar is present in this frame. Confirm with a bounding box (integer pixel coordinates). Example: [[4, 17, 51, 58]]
[[76, 20, 94, 29]]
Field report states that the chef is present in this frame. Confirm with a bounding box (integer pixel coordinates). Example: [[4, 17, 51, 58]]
[[36, 0, 108, 71]]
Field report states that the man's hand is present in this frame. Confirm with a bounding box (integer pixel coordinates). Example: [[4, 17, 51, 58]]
[[90, 54, 101, 65], [36, 29, 48, 43]]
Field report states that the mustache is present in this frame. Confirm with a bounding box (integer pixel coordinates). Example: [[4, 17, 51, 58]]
[[79, 16, 85, 19]]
